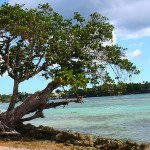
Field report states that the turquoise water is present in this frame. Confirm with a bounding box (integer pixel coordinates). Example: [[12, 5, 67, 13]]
[[0, 94, 150, 143]]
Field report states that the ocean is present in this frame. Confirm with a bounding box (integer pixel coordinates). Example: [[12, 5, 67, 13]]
[[0, 93, 150, 143]]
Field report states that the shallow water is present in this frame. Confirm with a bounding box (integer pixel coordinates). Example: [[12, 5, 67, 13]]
[[1, 93, 150, 143]]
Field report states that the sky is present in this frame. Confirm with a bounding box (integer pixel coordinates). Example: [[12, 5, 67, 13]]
[[0, 0, 150, 94]]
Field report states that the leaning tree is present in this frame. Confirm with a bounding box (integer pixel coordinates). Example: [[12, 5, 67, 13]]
[[0, 3, 139, 132]]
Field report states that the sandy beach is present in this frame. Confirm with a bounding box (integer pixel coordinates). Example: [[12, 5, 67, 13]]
[[0, 147, 31, 150], [0, 142, 149, 150], [0, 140, 96, 150]]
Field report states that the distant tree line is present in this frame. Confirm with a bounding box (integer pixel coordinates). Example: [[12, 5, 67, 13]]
[[0, 92, 30, 103], [1, 82, 150, 102], [61, 81, 150, 98]]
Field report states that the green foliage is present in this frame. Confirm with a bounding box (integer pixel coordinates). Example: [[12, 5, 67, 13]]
[[0, 3, 139, 93], [65, 82, 150, 98], [0, 92, 30, 103], [0, 94, 12, 102]]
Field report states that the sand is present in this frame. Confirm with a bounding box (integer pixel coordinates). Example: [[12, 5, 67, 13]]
[[0, 140, 96, 150]]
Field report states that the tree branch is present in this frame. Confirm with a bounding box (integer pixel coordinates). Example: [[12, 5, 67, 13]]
[[5, 37, 10, 71], [27, 97, 84, 114], [20, 110, 44, 122], [45, 98, 84, 109], [12, 80, 60, 123], [19, 61, 49, 82], [7, 80, 19, 111]]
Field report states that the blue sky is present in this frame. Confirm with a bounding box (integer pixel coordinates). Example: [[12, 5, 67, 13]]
[[1, 0, 150, 94]]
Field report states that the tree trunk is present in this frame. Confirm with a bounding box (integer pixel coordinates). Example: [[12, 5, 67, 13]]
[[0, 80, 59, 130], [0, 80, 83, 133], [7, 80, 19, 111]]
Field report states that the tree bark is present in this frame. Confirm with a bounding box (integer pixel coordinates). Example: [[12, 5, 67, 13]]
[[0, 80, 59, 129], [0, 80, 83, 132], [7, 80, 19, 111]]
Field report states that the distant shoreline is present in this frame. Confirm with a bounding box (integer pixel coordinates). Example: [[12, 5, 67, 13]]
[[1, 92, 150, 103]]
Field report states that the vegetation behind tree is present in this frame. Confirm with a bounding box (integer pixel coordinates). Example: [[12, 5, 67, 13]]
[[1, 82, 150, 102]]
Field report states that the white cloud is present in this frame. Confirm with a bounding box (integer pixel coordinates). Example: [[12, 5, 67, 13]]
[[132, 49, 142, 57], [8, 0, 150, 39], [102, 30, 117, 46], [126, 49, 142, 59], [118, 27, 150, 39], [104, 0, 150, 39]]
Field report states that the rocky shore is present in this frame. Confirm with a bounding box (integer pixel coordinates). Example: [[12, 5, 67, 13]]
[[0, 123, 149, 150]]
